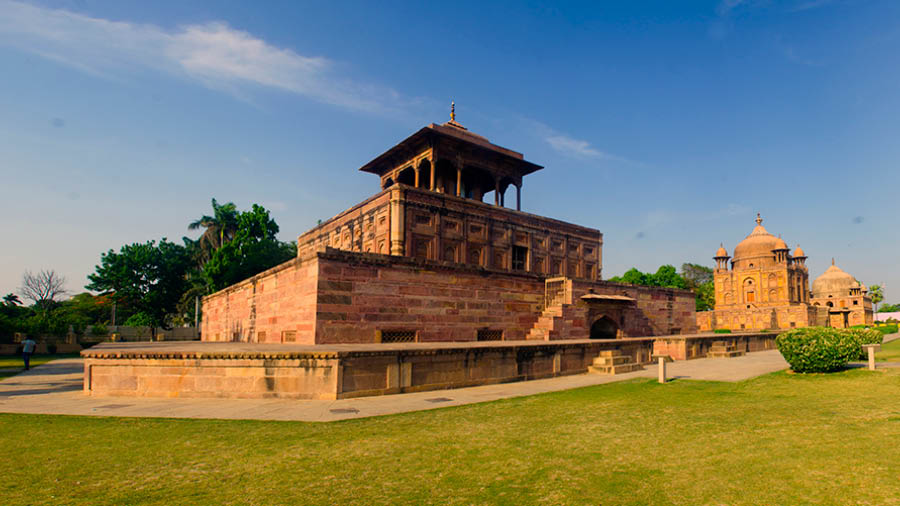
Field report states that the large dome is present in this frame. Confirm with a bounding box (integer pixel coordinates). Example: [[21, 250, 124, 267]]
[[812, 261, 857, 297], [732, 214, 783, 261]]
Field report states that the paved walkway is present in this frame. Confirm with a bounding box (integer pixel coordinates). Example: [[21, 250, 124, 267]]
[[0, 350, 793, 422]]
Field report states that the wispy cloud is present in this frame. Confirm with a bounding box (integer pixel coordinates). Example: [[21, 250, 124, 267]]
[[545, 135, 609, 160], [773, 35, 823, 66], [788, 0, 835, 13], [716, 0, 746, 17], [522, 118, 636, 163], [0, 0, 412, 113]]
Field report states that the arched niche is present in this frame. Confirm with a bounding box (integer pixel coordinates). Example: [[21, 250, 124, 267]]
[[590, 316, 619, 340]]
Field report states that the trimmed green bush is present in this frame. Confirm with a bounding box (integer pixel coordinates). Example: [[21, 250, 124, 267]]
[[776, 327, 859, 373], [844, 328, 884, 360], [713, 329, 732, 334]]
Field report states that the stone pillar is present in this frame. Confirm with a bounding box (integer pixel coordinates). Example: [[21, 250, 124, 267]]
[[456, 165, 462, 197], [429, 160, 436, 191], [389, 188, 405, 256], [658, 356, 667, 384], [430, 148, 437, 191], [516, 183, 521, 211], [494, 178, 500, 205]]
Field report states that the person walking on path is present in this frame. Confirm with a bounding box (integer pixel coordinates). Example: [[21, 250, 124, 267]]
[[22, 337, 36, 370]]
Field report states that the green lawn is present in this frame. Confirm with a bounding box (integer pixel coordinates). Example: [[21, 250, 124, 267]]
[[0, 353, 80, 378], [2, 368, 900, 505], [876, 338, 900, 362]]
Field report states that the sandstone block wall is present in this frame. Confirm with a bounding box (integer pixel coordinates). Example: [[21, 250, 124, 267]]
[[696, 304, 831, 332], [313, 253, 544, 343], [202, 249, 697, 345], [202, 258, 319, 344], [652, 332, 777, 360]]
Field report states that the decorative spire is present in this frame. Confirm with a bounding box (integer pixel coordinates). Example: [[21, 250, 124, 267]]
[[755, 212, 762, 226], [832, 257, 835, 266], [450, 101, 456, 122]]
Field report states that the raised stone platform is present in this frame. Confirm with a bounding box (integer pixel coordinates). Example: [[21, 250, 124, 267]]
[[82, 339, 658, 400], [81, 331, 779, 400]]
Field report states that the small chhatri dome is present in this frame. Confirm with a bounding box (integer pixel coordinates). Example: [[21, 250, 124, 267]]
[[732, 213, 784, 261], [715, 243, 729, 258], [793, 245, 806, 257], [774, 235, 788, 250], [812, 260, 858, 297]]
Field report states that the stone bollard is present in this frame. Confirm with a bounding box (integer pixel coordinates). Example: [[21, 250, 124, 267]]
[[862, 344, 881, 371], [652, 354, 671, 384]]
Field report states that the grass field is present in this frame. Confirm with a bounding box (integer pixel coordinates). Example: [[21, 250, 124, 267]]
[[876, 338, 900, 362], [2, 367, 899, 505]]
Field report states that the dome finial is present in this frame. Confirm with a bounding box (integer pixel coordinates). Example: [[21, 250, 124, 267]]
[[450, 101, 456, 122], [755, 212, 762, 226], [832, 257, 835, 266]]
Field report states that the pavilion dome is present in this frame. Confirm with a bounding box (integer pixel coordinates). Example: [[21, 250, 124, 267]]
[[732, 214, 783, 262], [812, 261, 857, 297], [715, 244, 728, 258], [793, 245, 806, 257]]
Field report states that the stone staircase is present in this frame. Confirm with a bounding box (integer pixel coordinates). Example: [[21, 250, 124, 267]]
[[588, 350, 643, 375], [525, 304, 589, 341], [707, 340, 745, 358]]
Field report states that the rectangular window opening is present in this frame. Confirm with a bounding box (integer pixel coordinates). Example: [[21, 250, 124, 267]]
[[381, 330, 417, 343], [477, 329, 503, 341], [512, 246, 528, 271]]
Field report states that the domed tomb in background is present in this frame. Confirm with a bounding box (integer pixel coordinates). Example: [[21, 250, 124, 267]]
[[698, 213, 825, 332], [810, 259, 873, 328]]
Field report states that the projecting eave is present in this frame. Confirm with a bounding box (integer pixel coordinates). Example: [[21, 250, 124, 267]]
[[358, 124, 543, 177]]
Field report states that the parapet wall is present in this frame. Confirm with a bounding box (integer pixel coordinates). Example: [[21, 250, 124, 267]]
[[696, 304, 829, 332], [202, 249, 697, 345], [653, 331, 778, 360]]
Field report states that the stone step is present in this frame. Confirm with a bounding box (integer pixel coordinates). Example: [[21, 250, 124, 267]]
[[592, 355, 631, 366], [707, 350, 745, 358], [589, 362, 643, 375]]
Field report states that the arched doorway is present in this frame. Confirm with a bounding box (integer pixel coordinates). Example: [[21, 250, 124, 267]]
[[590, 316, 619, 340]]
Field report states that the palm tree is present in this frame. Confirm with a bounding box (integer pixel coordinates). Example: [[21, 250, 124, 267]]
[[188, 198, 239, 264], [3, 293, 21, 306]]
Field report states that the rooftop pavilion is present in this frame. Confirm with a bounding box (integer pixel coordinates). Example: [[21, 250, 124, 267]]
[[359, 102, 542, 211]]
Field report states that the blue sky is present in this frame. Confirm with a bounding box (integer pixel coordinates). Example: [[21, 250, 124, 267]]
[[1, 0, 899, 301]]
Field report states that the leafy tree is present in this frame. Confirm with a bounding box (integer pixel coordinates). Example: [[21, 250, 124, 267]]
[[869, 284, 884, 313], [651, 265, 687, 289], [681, 263, 713, 286], [124, 312, 154, 327], [877, 302, 900, 313], [203, 204, 295, 292], [86, 239, 193, 339], [188, 198, 239, 265], [609, 268, 649, 285], [681, 263, 715, 311]]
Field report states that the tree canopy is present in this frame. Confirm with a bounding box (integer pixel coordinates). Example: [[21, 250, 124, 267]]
[[608, 265, 686, 289], [202, 204, 295, 292], [608, 263, 714, 311], [86, 239, 193, 335], [0, 198, 298, 341]]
